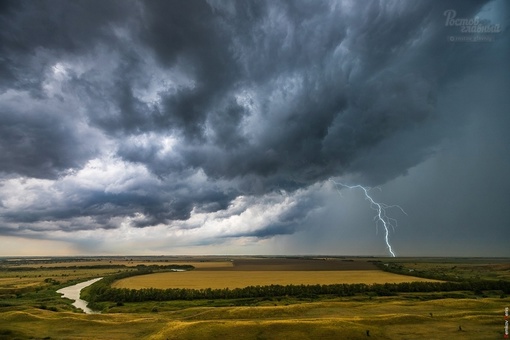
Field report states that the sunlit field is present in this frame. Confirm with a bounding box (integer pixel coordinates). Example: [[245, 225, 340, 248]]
[[112, 270, 440, 290]]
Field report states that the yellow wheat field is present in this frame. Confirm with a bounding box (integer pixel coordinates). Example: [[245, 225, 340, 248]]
[[112, 270, 440, 290]]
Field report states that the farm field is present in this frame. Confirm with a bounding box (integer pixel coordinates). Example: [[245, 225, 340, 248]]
[[1, 257, 234, 269], [0, 268, 124, 294], [112, 257, 440, 289], [112, 270, 440, 290], [228, 257, 378, 271]]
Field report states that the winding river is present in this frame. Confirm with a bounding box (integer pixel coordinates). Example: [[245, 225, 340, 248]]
[[57, 277, 103, 314]]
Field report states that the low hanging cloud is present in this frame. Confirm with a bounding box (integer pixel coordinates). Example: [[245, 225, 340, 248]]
[[0, 0, 507, 251]]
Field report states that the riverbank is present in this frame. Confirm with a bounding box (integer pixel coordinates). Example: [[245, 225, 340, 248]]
[[57, 277, 103, 314]]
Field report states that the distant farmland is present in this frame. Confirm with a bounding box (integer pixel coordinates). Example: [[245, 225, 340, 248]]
[[112, 258, 440, 290], [112, 270, 440, 290]]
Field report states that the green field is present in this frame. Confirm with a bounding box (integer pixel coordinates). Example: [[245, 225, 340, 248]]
[[0, 256, 508, 339]]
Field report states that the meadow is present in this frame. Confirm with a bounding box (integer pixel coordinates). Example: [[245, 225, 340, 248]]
[[0, 256, 509, 339], [0, 295, 506, 339]]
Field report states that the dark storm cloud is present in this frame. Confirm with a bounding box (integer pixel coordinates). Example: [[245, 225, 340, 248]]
[[0, 0, 138, 178], [116, 0, 489, 187], [236, 223, 296, 239], [0, 95, 99, 178], [0, 0, 136, 92], [0, 0, 507, 246]]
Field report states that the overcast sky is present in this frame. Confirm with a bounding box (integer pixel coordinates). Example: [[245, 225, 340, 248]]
[[0, 0, 508, 257]]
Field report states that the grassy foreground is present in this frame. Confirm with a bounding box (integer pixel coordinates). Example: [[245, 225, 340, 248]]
[[0, 297, 507, 339]]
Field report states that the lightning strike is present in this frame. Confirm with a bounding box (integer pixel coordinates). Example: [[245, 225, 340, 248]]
[[329, 179, 406, 257]]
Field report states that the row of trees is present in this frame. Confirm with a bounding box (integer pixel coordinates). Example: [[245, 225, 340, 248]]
[[372, 262, 462, 281], [86, 277, 510, 303]]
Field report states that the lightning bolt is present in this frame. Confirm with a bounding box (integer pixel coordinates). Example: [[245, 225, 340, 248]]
[[329, 179, 406, 257]]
